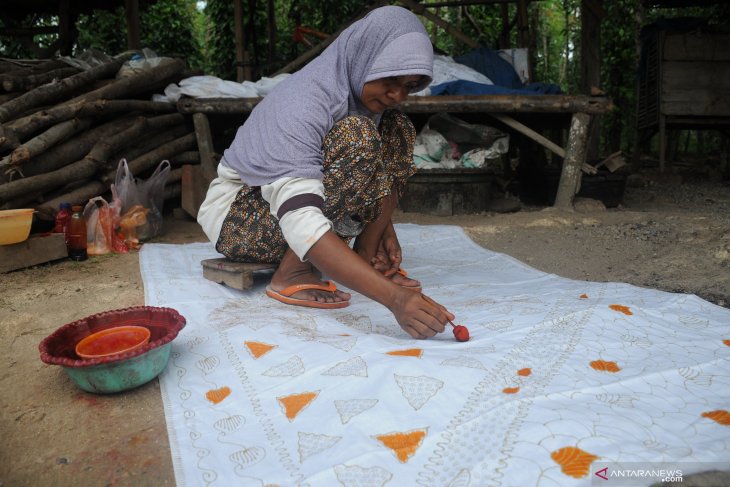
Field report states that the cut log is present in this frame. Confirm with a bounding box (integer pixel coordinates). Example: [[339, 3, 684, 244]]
[[1, 118, 94, 168], [112, 132, 196, 182], [6, 99, 175, 142], [109, 124, 190, 165], [85, 113, 185, 170], [18, 117, 138, 177], [3, 66, 81, 92], [65, 58, 186, 105], [0, 54, 130, 123], [36, 181, 106, 210], [169, 151, 200, 165]]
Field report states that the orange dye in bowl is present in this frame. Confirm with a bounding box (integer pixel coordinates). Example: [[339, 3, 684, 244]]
[[75, 325, 151, 359]]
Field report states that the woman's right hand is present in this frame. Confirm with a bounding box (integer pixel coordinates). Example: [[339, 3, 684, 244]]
[[389, 289, 454, 339]]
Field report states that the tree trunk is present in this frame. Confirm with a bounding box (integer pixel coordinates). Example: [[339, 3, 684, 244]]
[[18, 117, 138, 177], [0, 54, 130, 123], [65, 58, 186, 106], [1, 118, 94, 168], [6, 99, 175, 142]]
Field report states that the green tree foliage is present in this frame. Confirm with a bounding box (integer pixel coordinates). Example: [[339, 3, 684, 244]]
[[75, 0, 202, 68]]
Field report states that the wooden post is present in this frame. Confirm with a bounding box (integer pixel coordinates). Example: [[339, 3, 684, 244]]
[[581, 0, 604, 162], [124, 0, 140, 51], [554, 112, 591, 209], [234, 0, 247, 81], [499, 4, 510, 49], [516, 0, 530, 48], [192, 113, 218, 182]]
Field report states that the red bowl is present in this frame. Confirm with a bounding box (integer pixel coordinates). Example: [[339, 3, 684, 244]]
[[75, 325, 151, 359], [39, 306, 186, 368]]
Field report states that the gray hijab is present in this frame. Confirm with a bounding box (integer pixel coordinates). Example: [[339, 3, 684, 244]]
[[222, 6, 434, 186]]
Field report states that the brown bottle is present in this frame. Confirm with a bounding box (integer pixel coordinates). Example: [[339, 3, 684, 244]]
[[66, 205, 88, 261]]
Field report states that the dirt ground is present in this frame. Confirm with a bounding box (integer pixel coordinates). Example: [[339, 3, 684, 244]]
[[1, 169, 729, 487]]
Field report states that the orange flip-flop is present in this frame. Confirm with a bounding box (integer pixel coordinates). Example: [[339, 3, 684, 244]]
[[387, 268, 422, 293], [265, 280, 350, 309]]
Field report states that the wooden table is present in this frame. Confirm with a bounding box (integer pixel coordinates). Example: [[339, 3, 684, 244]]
[[177, 94, 614, 212]]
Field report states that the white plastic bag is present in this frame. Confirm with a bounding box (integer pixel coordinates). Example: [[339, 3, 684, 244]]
[[112, 159, 170, 241]]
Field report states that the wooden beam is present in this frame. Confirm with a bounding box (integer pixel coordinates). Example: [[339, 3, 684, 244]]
[[489, 113, 565, 157], [124, 0, 140, 51], [176, 95, 615, 115], [399, 0, 480, 49]]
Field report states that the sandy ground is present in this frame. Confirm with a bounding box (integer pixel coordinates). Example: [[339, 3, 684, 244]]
[[1, 170, 729, 486]]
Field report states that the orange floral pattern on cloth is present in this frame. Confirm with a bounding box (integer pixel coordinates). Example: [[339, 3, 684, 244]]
[[374, 429, 427, 463], [386, 348, 423, 358], [591, 360, 621, 373], [702, 410, 730, 426], [551, 446, 599, 478], [609, 304, 633, 315], [503, 387, 520, 394], [723, 339, 730, 347], [278, 391, 319, 421], [245, 340, 277, 358], [517, 368, 532, 376], [205, 386, 231, 404], [579, 293, 589, 299]]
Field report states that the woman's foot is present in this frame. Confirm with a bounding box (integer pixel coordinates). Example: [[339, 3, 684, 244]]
[[269, 249, 351, 305], [384, 267, 421, 291]]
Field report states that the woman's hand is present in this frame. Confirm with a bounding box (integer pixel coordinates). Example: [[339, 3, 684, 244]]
[[389, 289, 453, 339], [372, 222, 402, 276]]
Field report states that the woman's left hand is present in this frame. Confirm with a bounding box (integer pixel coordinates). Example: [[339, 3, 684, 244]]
[[376, 223, 402, 275]]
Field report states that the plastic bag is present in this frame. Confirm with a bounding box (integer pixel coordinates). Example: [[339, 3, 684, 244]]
[[82, 197, 127, 255], [112, 158, 171, 241]]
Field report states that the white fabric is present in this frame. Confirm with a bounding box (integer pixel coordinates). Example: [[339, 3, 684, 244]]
[[153, 74, 291, 103], [141, 224, 730, 487], [196, 161, 242, 244], [262, 177, 331, 260]]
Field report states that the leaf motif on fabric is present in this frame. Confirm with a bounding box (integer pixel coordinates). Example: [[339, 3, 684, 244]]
[[205, 386, 231, 404], [702, 410, 730, 426], [277, 391, 319, 421], [590, 360, 621, 373], [373, 428, 427, 463], [394, 374, 443, 410], [195, 355, 219, 374], [229, 446, 266, 469], [333, 464, 392, 486], [440, 356, 486, 370], [213, 414, 245, 433], [322, 356, 368, 377], [550, 446, 599, 478], [386, 348, 423, 358], [334, 398, 378, 424], [262, 356, 304, 377], [297, 432, 342, 462], [244, 341, 276, 359]]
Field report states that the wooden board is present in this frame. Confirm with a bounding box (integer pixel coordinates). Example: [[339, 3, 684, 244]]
[[0, 232, 67, 273], [201, 258, 275, 290]]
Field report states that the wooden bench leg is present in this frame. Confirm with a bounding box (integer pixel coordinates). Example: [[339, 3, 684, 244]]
[[554, 112, 591, 209]]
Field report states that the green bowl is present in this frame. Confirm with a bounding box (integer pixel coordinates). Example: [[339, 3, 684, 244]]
[[62, 342, 172, 394], [39, 306, 186, 394]]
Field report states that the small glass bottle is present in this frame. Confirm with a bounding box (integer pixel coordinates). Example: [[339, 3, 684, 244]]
[[54, 202, 72, 235], [66, 205, 88, 261]]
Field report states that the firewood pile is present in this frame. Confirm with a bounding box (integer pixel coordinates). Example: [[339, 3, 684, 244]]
[[0, 54, 200, 215]]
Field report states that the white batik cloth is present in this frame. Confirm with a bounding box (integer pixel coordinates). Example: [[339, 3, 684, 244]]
[[140, 224, 730, 487]]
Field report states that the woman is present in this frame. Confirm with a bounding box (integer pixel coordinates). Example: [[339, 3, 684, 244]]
[[198, 6, 453, 339]]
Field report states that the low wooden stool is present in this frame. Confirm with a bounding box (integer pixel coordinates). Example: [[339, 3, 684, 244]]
[[201, 258, 275, 290]]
